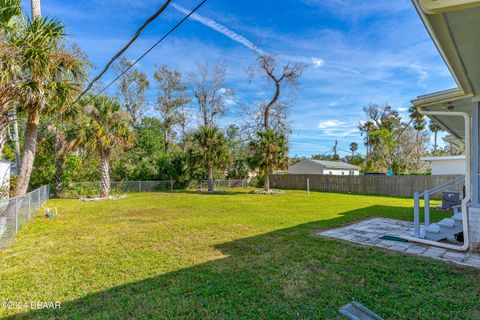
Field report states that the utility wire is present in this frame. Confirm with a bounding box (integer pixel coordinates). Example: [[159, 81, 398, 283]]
[[72, 0, 172, 106], [91, 0, 209, 100]]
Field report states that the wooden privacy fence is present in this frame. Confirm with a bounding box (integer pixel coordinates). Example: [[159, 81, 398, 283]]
[[270, 174, 463, 198]]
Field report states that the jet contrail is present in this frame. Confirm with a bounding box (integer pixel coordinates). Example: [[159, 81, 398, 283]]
[[172, 3, 266, 55], [172, 3, 324, 68]]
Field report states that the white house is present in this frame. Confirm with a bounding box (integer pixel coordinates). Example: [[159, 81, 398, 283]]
[[421, 155, 466, 175], [289, 159, 360, 176], [0, 160, 11, 199]]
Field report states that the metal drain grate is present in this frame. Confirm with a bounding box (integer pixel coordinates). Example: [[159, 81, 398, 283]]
[[339, 301, 384, 320]]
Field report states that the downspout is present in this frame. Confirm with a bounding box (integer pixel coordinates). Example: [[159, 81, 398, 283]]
[[400, 108, 470, 251]]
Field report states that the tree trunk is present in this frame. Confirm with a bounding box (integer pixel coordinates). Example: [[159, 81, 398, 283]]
[[164, 129, 169, 152], [100, 153, 111, 198], [0, 125, 7, 158], [54, 130, 66, 197], [263, 81, 280, 129], [263, 167, 270, 191], [54, 155, 65, 198], [31, 0, 41, 18], [207, 162, 214, 192], [14, 110, 40, 196]]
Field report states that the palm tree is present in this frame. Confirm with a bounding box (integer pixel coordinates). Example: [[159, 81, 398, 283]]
[[9, 14, 85, 195], [0, 0, 22, 157], [190, 126, 231, 192], [359, 121, 375, 158], [429, 121, 443, 155], [249, 129, 288, 191], [79, 96, 134, 198], [46, 102, 84, 197], [409, 106, 426, 166], [349, 142, 358, 157]]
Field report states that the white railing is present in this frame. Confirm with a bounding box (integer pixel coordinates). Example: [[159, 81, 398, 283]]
[[413, 176, 464, 238], [0, 185, 50, 247]]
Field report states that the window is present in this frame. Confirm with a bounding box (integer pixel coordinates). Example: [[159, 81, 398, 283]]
[[342, 172, 345, 175], [349, 171, 354, 176]]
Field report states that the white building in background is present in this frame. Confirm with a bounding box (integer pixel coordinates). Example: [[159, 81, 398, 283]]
[[421, 155, 466, 176], [0, 160, 11, 199], [288, 159, 360, 176]]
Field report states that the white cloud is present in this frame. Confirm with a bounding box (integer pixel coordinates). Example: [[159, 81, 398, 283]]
[[317, 119, 358, 137], [312, 58, 325, 68], [318, 119, 344, 129]]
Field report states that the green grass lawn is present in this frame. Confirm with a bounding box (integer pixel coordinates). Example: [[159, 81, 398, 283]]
[[1, 190, 479, 319]]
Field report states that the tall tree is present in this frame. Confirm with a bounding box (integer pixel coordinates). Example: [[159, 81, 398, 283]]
[[359, 120, 374, 158], [114, 57, 149, 127], [358, 104, 402, 172], [249, 129, 289, 191], [154, 65, 189, 151], [409, 106, 427, 169], [248, 54, 304, 133], [190, 63, 233, 127], [189, 126, 231, 192], [79, 96, 134, 198], [429, 121, 443, 155], [46, 45, 90, 197], [8, 7, 86, 195], [349, 142, 358, 157], [248, 54, 304, 190], [189, 63, 233, 190], [0, 0, 22, 158]]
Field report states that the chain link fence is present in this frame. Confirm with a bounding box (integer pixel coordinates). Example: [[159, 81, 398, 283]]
[[189, 180, 251, 190], [63, 179, 252, 197], [0, 185, 50, 248], [62, 180, 175, 197]]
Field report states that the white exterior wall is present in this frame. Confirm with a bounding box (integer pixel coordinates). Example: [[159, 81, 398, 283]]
[[324, 169, 359, 176], [0, 161, 10, 199], [430, 159, 465, 175]]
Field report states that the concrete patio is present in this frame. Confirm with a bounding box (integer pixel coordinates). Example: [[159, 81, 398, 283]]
[[317, 218, 480, 269]]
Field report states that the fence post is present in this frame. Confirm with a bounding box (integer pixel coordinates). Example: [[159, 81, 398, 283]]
[[414, 192, 420, 238], [38, 189, 40, 207], [170, 180, 173, 191], [307, 178, 310, 197], [138, 181, 141, 193], [28, 192, 31, 219], [424, 192, 430, 227], [15, 197, 18, 233]]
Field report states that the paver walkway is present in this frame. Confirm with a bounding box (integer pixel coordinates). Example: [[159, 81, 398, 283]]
[[317, 218, 480, 268]]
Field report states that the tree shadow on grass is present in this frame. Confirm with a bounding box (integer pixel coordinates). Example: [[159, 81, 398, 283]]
[[7, 206, 477, 320]]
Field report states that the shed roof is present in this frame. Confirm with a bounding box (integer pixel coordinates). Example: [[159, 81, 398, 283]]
[[309, 160, 359, 170]]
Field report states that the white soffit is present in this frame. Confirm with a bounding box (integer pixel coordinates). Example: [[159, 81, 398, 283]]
[[419, 0, 480, 14]]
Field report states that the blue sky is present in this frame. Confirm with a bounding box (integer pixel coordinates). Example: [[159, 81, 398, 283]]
[[23, 0, 456, 157]]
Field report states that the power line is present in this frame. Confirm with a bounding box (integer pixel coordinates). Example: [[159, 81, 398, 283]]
[[72, 0, 172, 106], [91, 0, 209, 100]]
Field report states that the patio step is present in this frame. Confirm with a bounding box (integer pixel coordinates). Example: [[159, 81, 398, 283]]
[[421, 212, 464, 241], [452, 212, 463, 221]]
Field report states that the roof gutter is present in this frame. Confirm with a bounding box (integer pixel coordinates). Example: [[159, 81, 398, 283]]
[[400, 107, 470, 251], [412, 0, 474, 94]]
